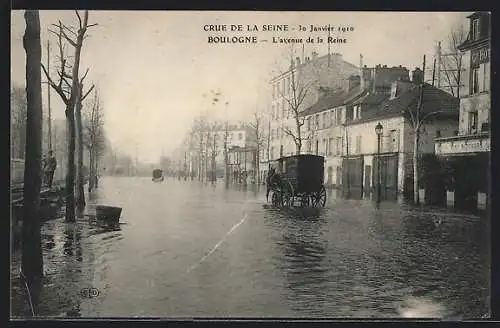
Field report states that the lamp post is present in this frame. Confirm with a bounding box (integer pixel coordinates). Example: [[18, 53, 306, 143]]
[[375, 122, 383, 204]]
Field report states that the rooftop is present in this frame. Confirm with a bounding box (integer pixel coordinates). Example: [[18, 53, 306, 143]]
[[300, 85, 365, 116], [348, 82, 459, 124]]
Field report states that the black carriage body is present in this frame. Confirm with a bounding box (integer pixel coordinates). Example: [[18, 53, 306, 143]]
[[277, 154, 324, 194], [152, 169, 163, 179]]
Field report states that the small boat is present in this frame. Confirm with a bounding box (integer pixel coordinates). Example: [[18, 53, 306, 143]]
[[152, 169, 164, 182], [95, 205, 122, 223]]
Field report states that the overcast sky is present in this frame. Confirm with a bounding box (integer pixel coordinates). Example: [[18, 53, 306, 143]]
[[11, 11, 469, 163]]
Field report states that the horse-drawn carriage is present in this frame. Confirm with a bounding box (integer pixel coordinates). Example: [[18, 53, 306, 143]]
[[268, 154, 327, 208]]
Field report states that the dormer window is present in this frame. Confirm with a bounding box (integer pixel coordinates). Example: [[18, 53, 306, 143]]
[[472, 18, 480, 41]]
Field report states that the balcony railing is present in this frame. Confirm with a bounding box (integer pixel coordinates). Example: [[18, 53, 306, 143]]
[[435, 132, 490, 155]]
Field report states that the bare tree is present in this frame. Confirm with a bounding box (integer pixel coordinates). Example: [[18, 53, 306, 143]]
[[83, 89, 105, 192], [191, 116, 207, 181], [209, 120, 220, 183], [208, 90, 231, 186], [274, 50, 316, 156], [440, 23, 467, 98], [41, 10, 97, 221], [406, 55, 455, 205], [21, 9, 44, 292], [75, 80, 94, 211], [248, 109, 268, 184], [11, 85, 27, 159]]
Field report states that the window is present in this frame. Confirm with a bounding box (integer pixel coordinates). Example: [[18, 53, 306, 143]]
[[336, 108, 343, 125], [331, 110, 336, 126], [287, 77, 291, 94], [471, 66, 480, 94], [484, 62, 490, 92], [282, 101, 286, 118], [435, 130, 441, 138], [307, 117, 311, 131], [315, 140, 319, 155], [328, 137, 334, 155], [390, 129, 398, 151], [469, 111, 478, 134], [322, 112, 327, 129], [270, 147, 274, 159], [472, 18, 480, 41], [277, 82, 280, 97], [280, 145, 284, 157], [336, 137, 342, 155], [355, 136, 362, 154], [282, 79, 285, 97], [307, 140, 312, 152], [323, 139, 328, 156], [315, 114, 319, 128]]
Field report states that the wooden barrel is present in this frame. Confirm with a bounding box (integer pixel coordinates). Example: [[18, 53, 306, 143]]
[[95, 205, 122, 222]]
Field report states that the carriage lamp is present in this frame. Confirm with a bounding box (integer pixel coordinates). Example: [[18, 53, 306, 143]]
[[375, 122, 383, 205]]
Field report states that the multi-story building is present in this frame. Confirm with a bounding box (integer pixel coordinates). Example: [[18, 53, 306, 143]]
[[185, 123, 257, 181], [434, 11, 491, 211], [301, 64, 459, 201], [268, 51, 359, 162]]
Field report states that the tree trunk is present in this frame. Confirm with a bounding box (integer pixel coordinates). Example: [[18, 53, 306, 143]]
[[296, 119, 302, 155], [88, 148, 93, 192], [65, 107, 76, 222], [256, 145, 260, 185], [75, 86, 85, 213], [22, 9, 44, 288], [413, 127, 420, 205]]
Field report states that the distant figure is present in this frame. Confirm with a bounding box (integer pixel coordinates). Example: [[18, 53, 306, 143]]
[[41, 154, 48, 184], [44, 151, 57, 188], [266, 168, 278, 201]]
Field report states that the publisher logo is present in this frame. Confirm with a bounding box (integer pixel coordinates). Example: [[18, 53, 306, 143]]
[[80, 287, 100, 298]]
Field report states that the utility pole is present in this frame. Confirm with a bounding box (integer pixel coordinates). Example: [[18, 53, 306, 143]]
[[413, 55, 426, 205], [47, 40, 52, 151], [432, 58, 436, 86]]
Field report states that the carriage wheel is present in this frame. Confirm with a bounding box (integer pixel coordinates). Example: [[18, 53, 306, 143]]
[[300, 194, 310, 208], [312, 186, 327, 208], [281, 181, 294, 208], [271, 191, 281, 207]]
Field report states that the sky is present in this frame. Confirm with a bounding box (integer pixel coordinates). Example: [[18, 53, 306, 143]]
[[11, 11, 469, 164]]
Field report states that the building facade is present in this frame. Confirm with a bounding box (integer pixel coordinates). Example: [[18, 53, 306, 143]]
[[434, 12, 491, 211], [301, 65, 459, 201], [268, 51, 359, 163]]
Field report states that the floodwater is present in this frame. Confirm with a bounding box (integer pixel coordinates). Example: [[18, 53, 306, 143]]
[[10, 176, 490, 318]]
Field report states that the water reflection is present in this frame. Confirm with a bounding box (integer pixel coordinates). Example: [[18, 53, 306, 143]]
[[270, 209, 329, 315]]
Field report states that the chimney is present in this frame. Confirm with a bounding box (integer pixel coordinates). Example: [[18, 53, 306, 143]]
[[296, 56, 301, 66], [312, 51, 318, 60], [412, 67, 423, 84], [359, 54, 364, 90]]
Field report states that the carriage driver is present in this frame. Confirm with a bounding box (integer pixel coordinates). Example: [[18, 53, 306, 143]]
[[266, 167, 281, 201]]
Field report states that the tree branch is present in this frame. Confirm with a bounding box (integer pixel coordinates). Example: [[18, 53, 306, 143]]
[[81, 85, 95, 101], [41, 63, 69, 105], [80, 68, 90, 83], [75, 10, 83, 29]]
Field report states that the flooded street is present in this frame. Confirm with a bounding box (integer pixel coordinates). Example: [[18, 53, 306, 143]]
[[11, 176, 490, 318]]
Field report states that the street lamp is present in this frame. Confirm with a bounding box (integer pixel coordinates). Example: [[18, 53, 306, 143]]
[[375, 122, 383, 204]]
